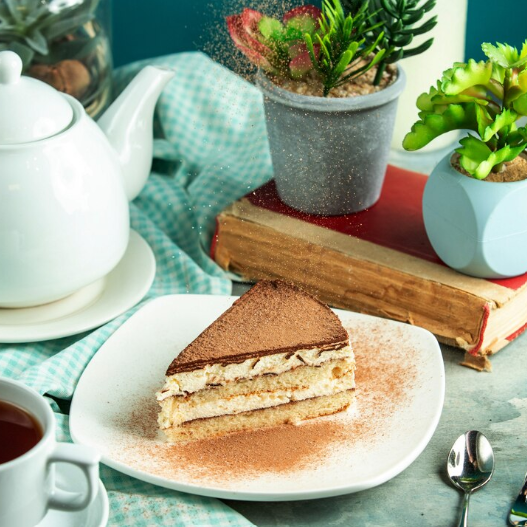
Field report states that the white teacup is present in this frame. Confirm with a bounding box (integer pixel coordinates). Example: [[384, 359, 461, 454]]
[[0, 377, 100, 527]]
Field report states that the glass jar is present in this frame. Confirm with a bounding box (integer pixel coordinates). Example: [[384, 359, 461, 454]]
[[0, 0, 113, 118]]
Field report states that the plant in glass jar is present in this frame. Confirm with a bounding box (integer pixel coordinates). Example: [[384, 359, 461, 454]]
[[0, 0, 112, 117], [403, 41, 527, 278], [227, 0, 436, 215]]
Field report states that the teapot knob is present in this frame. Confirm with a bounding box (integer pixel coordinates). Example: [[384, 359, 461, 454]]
[[0, 51, 23, 85]]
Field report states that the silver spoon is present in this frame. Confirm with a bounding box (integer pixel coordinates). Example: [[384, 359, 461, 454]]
[[447, 430, 495, 527]]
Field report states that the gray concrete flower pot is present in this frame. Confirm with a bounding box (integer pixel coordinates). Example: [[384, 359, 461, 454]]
[[257, 68, 406, 215]]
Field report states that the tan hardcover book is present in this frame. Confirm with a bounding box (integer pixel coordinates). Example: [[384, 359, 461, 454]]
[[212, 166, 527, 371]]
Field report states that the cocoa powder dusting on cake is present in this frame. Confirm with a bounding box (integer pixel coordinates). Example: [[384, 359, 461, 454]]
[[167, 280, 348, 375], [110, 321, 420, 485]]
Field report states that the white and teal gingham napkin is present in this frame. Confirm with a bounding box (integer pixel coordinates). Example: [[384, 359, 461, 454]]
[[0, 52, 273, 526]]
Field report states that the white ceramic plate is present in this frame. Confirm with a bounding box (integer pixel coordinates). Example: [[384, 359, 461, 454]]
[[0, 230, 155, 343], [38, 463, 109, 527], [70, 294, 445, 502]]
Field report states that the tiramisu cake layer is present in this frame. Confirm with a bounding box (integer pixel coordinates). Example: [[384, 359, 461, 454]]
[[157, 280, 355, 443]]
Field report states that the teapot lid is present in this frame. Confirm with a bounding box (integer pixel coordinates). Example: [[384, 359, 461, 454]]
[[0, 51, 74, 145]]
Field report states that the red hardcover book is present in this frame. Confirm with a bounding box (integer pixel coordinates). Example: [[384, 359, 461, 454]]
[[212, 165, 527, 371]]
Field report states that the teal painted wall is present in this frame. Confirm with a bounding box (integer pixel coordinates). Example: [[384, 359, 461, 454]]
[[465, 0, 525, 60], [112, 0, 527, 67]]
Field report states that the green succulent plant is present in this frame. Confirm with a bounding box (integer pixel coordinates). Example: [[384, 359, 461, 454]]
[[404, 41, 527, 179], [0, 0, 101, 70], [342, 0, 436, 85], [228, 0, 435, 96], [304, 0, 386, 96], [368, 0, 437, 85]]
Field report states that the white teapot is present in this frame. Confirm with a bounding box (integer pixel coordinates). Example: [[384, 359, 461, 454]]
[[0, 51, 174, 308]]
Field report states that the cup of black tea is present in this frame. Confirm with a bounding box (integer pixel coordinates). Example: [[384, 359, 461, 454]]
[[0, 377, 100, 527]]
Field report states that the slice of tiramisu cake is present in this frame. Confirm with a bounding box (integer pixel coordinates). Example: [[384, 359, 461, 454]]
[[156, 280, 355, 443]]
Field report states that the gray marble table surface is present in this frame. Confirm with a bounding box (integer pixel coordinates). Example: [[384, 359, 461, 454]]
[[226, 285, 527, 527]]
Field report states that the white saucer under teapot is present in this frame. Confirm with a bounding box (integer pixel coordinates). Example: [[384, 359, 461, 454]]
[[0, 51, 174, 308]]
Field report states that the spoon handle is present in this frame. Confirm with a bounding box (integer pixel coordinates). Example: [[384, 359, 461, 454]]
[[458, 492, 471, 527]]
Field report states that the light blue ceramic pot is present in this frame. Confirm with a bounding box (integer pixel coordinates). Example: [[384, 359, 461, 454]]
[[423, 153, 527, 278]]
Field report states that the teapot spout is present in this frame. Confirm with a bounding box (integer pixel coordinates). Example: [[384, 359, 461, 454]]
[[98, 65, 175, 201]]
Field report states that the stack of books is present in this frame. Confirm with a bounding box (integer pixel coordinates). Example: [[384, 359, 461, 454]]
[[212, 165, 527, 371]]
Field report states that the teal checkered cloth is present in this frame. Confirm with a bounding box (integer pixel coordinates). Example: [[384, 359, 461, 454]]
[[0, 52, 273, 526]]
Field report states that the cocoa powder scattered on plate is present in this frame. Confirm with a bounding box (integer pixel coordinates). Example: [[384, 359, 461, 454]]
[[111, 321, 418, 484]]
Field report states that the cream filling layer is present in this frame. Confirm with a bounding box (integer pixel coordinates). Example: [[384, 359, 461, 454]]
[[158, 369, 355, 428], [157, 343, 352, 400]]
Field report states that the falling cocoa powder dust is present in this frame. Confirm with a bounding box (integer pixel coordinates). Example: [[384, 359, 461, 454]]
[[200, 0, 301, 81], [110, 321, 418, 484]]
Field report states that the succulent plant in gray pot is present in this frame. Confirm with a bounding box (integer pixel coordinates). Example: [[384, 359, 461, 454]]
[[227, 0, 436, 215]]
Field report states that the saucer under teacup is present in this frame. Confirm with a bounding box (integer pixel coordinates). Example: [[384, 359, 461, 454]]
[[0, 230, 155, 343], [37, 464, 108, 527]]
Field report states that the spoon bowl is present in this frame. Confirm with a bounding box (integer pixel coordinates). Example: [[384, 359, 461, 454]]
[[447, 430, 495, 527]]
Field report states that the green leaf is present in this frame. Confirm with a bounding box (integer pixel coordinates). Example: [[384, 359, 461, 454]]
[[474, 105, 494, 139], [402, 10, 424, 25], [421, 0, 437, 13], [432, 92, 489, 107], [400, 38, 434, 59], [318, 13, 329, 34], [506, 126, 527, 146], [490, 62, 505, 85], [368, 48, 386, 68], [416, 84, 441, 111], [456, 138, 526, 179], [392, 33, 413, 47], [286, 16, 317, 35], [461, 85, 489, 98], [481, 108, 518, 142], [475, 146, 520, 179], [23, 29, 48, 55], [334, 0, 345, 19], [304, 33, 320, 71], [482, 41, 527, 69], [457, 155, 481, 177], [403, 103, 478, 150], [456, 135, 492, 162], [441, 59, 493, 96], [259, 17, 283, 40], [505, 85, 527, 106], [21, 2, 50, 26], [315, 33, 331, 62], [502, 143, 527, 161], [385, 48, 404, 64], [400, 15, 437, 36], [513, 93, 527, 116], [380, 0, 399, 18], [323, 0, 337, 25], [346, 40, 359, 57], [3, 0, 23, 24], [518, 69, 527, 91], [416, 82, 489, 113], [333, 49, 353, 78], [343, 15, 352, 37], [43, 13, 94, 40], [520, 39, 527, 61], [482, 42, 511, 67]]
